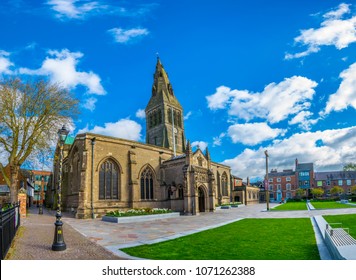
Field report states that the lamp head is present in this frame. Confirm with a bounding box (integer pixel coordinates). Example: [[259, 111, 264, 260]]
[[58, 125, 69, 145]]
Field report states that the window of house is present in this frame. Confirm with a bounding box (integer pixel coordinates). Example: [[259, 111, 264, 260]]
[[299, 171, 309, 177], [269, 178, 273, 182], [347, 179, 351, 186], [277, 178, 281, 182], [286, 176, 291, 182], [317, 181, 323, 187], [99, 159, 119, 200], [277, 184, 281, 190], [286, 183, 291, 190], [140, 167, 154, 200], [326, 180, 331, 186], [338, 180, 343, 186], [269, 185, 273, 191], [286, 192, 291, 199]]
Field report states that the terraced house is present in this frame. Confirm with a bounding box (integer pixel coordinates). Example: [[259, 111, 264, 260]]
[[53, 59, 232, 218], [315, 171, 356, 195]]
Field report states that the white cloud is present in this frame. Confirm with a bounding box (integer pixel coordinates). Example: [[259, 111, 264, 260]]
[[108, 27, 149, 44], [213, 132, 226, 147], [228, 122, 286, 146], [78, 119, 142, 141], [288, 111, 319, 130], [82, 97, 97, 111], [323, 62, 356, 115], [47, 0, 107, 19], [0, 50, 14, 74], [286, 3, 356, 59], [135, 109, 146, 119], [223, 126, 356, 180], [191, 141, 208, 152], [206, 76, 317, 124], [184, 111, 192, 120], [19, 49, 105, 95]]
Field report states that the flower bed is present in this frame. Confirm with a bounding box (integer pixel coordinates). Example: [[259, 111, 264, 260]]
[[102, 208, 179, 224], [106, 208, 172, 217]]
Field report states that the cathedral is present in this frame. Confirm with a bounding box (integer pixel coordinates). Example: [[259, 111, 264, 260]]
[[56, 59, 232, 219]]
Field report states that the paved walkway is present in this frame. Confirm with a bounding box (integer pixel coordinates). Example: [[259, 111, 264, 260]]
[[5, 206, 123, 260], [6, 203, 356, 260]]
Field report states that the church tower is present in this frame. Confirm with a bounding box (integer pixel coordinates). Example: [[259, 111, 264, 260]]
[[145, 58, 186, 154]]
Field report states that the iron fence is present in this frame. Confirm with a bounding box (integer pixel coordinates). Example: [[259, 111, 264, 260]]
[[0, 204, 20, 259]]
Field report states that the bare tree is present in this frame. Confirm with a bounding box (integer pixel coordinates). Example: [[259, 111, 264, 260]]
[[0, 78, 79, 203]]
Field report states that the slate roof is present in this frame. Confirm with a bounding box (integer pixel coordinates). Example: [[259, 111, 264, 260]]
[[315, 171, 356, 180], [0, 185, 10, 193], [269, 170, 295, 177]]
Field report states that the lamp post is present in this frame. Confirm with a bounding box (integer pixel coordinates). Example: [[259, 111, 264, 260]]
[[52, 125, 69, 251], [90, 137, 96, 219], [265, 150, 270, 211], [38, 175, 44, 214]]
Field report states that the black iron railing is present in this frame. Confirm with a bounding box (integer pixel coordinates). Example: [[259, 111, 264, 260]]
[[0, 204, 20, 259]]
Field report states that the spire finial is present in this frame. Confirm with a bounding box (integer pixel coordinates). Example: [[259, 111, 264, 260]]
[[156, 52, 160, 61]]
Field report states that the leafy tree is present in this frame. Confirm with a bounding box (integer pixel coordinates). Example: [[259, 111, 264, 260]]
[[351, 186, 356, 194], [311, 188, 324, 198], [295, 188, 305, 198], [0, 78, 78, 203], [343, 163, 356, 171], [330, 186, 344, 196]]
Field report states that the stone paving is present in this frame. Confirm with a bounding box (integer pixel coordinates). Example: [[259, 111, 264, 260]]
[[6, 202, 356, 260], [5, 206, 123, 260]]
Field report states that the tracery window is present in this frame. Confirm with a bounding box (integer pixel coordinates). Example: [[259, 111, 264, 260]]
[[99, 159, 119, 200], [140, 167, 154, 200], [221, 172, 228, 196]]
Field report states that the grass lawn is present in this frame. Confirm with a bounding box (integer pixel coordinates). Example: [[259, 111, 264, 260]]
[[271, 202, 307, 211], [323, 214, 356, 239], [311, 201, 356, 209], [121, 218, 320, 260]]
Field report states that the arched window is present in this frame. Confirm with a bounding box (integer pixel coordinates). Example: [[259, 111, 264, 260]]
[[99, 159, 119, 200], [157, 109, 162, 124], [149, 114, 153, 128], [177, 112, 182, 128], [178, 185, 184, 199], [140, 167, 154, 200], [168, 108, 172, 124], [221, 172, 228, 196]]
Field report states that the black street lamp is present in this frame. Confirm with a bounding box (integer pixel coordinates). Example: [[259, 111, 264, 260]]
[[265, 150, 270, 211], [52, 125, 69, 251]]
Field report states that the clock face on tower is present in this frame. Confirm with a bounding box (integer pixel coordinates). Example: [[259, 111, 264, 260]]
[[174, 128, 177, 134]]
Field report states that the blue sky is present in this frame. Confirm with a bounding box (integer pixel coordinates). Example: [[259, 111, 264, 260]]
[[1, 0, 356, 180]]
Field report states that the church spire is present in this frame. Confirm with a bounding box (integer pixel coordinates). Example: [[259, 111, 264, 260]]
[[145, 58, 186, 153]]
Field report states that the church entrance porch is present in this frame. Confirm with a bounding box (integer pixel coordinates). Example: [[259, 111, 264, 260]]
[[198, 186, 205, 213]]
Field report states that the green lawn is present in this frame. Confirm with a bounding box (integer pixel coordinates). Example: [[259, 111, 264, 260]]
[[311, 201, 356, 209], [122, 218, 320, 260], [323, 214, 356, 239], [271, 202, 307, 211]]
